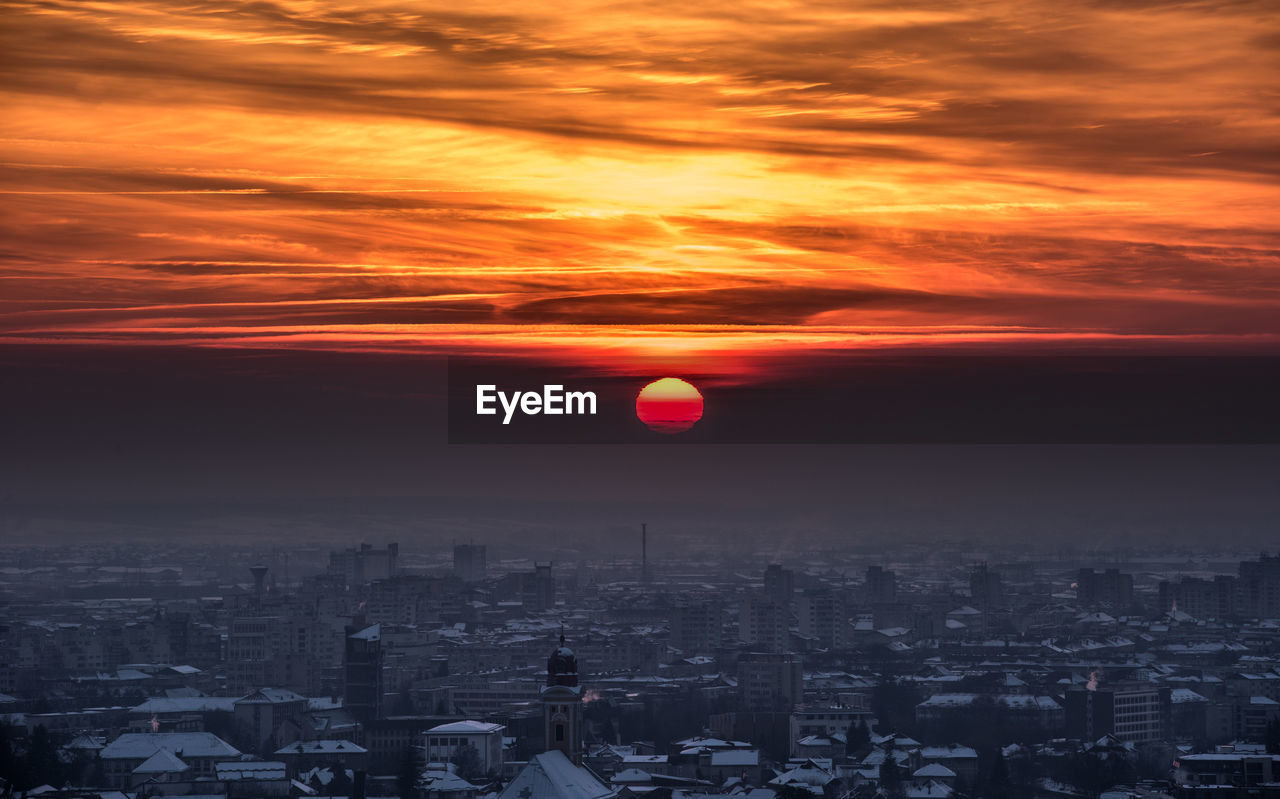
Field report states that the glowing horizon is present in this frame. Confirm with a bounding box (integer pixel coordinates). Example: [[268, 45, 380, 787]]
[[2, 0, 1278, 364]]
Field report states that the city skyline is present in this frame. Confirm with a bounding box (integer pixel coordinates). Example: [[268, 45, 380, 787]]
[[4, 2, 1280, 795]]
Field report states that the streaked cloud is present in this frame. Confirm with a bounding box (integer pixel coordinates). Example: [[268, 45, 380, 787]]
[[2, 0, 1278, 361]]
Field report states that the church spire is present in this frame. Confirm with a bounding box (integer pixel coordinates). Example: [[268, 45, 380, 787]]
[[541, 631, 584, 763]]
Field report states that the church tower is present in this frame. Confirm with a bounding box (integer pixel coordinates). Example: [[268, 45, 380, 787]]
[[541, 634, 583, 764]]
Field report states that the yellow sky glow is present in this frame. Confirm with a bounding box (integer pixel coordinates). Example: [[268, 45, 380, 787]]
[[2, 0, 1278, 362]]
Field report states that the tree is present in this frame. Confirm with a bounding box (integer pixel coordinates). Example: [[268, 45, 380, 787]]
[[847, 718, 871, 756], [1008, 748, 1036, 799], [0, 725, 17, 787], [880, 754, 903, 799], [25, 726, 62, 789], [452, 742, 483, 781], [397, 745, 421, 799], [599, 716, 618, 746], [326, 762, 353, 797], [872, 680, 921, 736], [777, 786, 816, 799], [986, 750, 1012, 799]]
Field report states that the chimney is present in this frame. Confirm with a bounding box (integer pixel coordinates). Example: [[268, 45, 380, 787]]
[[642, 523, 649, 583]]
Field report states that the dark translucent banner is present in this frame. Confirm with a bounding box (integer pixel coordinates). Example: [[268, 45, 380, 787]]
[[448, 355, 1280, 444]]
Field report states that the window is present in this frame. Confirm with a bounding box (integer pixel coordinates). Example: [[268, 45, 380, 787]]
[[556, 724, 565, 742]]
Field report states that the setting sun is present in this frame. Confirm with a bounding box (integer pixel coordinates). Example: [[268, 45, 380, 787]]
[[636, 378, 705, 434]]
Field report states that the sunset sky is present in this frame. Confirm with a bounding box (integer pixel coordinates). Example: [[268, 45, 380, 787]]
[[3, 0, 1279, 374]]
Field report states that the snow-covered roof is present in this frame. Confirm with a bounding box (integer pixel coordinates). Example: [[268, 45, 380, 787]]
[[217, 761, 287, 780], [769, 762, 834, 790], [133, 748, 188, 774], [132, 696, 236, 714], [496, 751, 617, 799], [276, 739, 367, 755], [920, 746, 978, 760], [165, 665, 202, 675], [429, 720, 505, 735], [237, 687, 305, 704], [710, 750, 760, 767], [421, 769, 481, 792], [906, 779, 953, 798], [917, 693, 978, 708], [101, 733, 239, 761], [611, 769, 654, 784], [913, 764, 956, 778]]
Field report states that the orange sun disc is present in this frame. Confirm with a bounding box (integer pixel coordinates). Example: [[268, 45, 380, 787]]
[[636, 377, 704, 434]]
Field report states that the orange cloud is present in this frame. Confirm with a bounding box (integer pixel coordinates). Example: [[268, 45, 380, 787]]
[[2, 0, 1278, 365]]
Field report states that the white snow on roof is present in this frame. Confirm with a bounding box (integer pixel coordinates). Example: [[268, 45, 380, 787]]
[[914, 764, 956, 778], [132, 697, 236, 714], [920, 746, 978, 759], [276, 739, 367, 755], [496, 751, 616, 799], [421, 769, 481, 792], [217, 761, 287, 780], [101, 733, 240, 761], [237, 688, 305, 704], [429, 720, 505, 735], [133, 748, 189, 774], [710, 750, 760, 767]]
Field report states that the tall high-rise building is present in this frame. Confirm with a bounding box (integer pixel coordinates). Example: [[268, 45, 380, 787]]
[[1159, 575, 1237, 620], [328, 543, 399, 586], [344, 624, 383, 724], [227, 614, 285, 691], [1238, 554, 1280, 619], [797, 590, 846, 650], [865, 565, 898, 604], [522, 562, 556, 611], [970, 563, 1004, 609], [740, 593, 789, 652], [671, 600, 724, 656], [739, 652, 804, 711], [1065, 682, 1171, 743], [1077, 568, 1134, 608], [764, 564, 795, 606], [541, 635, 583, 764], [453, 543, 488, 583]]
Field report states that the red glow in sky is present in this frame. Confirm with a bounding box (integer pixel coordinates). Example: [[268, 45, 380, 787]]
[[1, 0, 1277, 364]]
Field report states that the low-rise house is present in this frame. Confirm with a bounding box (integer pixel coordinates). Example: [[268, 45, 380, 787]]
[[1173, 752, 1280, 799], [425, 720, 506, 776], [99, 732, 240, 790], [274, 739, 369, 778]]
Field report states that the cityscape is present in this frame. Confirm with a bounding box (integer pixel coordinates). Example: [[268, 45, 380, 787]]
[[1, 537, 1278, 799], [3, 0, 1278, 798]]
